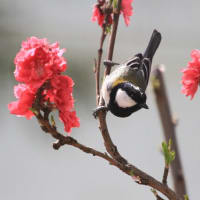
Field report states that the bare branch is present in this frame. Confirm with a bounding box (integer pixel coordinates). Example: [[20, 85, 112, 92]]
[[162, 166, 169, 185], [97, 111, 180, 200], [104, 0, 122, 76], [32, 83, 179, 200], [98, 112, 128, 164], [97, 0, 125, 164], [93, 1, 181, 199], [94, 2, 181, 199], [152, 66, 187, 197], [95, 29, 106, 105], [152, 189, 165, 200]]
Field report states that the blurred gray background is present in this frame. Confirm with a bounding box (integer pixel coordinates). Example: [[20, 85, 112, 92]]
[[1, 0, 200, 199]]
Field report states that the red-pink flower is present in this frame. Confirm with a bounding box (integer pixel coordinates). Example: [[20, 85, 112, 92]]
[[14, 37, 67, 90], [9, 37, 80, 134], [44, 75, 80, 134], [91, 0, 133, 28], [121, 0, 133, 26], [8, 84, 35, 119], [181, 49, 200, 99], [59, 111, 80, 133], [92, 4, 105, 27]]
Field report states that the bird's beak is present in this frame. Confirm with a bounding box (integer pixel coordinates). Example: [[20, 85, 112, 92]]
[[140, 103, 149, 109]]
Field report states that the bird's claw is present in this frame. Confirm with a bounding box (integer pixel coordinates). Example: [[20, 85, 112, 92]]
[[103, 60, 120, 68], [93, 106, 108, 119]]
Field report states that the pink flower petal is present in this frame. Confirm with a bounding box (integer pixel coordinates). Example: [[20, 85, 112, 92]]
[[8, 84, 35, 119], [14, 37, 67, 90], [121, 0, 134, 26], [181, 49, 200, 99]]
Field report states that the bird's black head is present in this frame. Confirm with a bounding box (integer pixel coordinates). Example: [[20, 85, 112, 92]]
[[108, 82, 148, 117]]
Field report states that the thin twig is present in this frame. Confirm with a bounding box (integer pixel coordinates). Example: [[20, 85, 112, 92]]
[[152, 189, 165, 200], [104, 0, 122, 76], [162, 165, 169, 185], [95, 29, 106, 105], [152, 66, 187, 197]]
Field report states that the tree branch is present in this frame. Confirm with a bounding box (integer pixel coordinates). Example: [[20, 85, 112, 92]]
[[96, 0, 128, 165], [152, 189, 165, 200], [32, 84, 120, 167], [33, 103, 179, 200], [152, 66, 187, 198], [97, 109, 180, 200], [35, 107, 180, 200], [94, 1, 181, 199], [104, 0, 122, 76], [98, 112, 128, 164], [162, 165, 169, 185], [94, 27, 106, 105], [32, 83, 179, 200]]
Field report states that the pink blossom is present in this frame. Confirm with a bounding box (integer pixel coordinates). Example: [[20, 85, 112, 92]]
[[92, 0, 133, 28], [121, 0, 134, 26], [43, 75, 80, 134], [8, 84, 35, 119], [59, 111, 80, 133], [9, 37, 80, 134], [92, 4, 105, 27], [14, 37, 67, 90], [181, 49, 200, 99], [45, 75, 74, 111]]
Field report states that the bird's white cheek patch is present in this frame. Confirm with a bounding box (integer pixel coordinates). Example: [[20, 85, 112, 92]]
[[115, 89, 137, 108]]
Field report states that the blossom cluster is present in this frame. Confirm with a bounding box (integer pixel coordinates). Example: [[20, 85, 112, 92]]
[[181, 49, 200, 99], [92, 0, 133, 27], [8, 37, 80, 133]]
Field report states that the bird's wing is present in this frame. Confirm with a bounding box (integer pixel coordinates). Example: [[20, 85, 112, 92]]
[[123, 53, 143, 70], [140, 58, 151, 89], [122, 54, 148, 91]]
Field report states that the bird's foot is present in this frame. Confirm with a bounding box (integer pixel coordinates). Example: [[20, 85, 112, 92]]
[[93, 106, 108, 119], [103, 60, 120, 68]]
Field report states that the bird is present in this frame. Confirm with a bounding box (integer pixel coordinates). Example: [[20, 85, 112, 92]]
[[99, 29, 162, 117]]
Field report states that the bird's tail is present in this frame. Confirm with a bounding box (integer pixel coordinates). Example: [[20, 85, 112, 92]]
[[143, 29, 161, 62]]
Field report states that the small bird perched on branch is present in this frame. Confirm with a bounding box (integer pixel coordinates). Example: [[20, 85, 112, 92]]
[[98, 29, 161, 117]]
